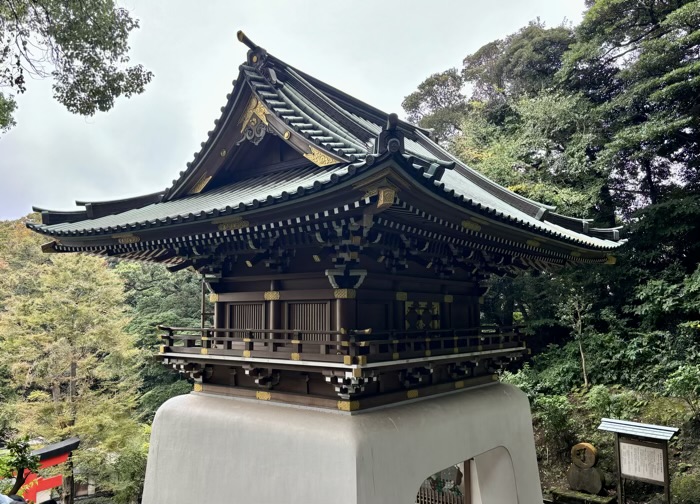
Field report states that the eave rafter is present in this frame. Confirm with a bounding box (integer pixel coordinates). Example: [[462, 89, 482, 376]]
[[38, 177, 609, 281], [28, 35, 624, 264]]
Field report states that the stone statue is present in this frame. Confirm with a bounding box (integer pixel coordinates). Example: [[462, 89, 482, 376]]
[[567, 442, 605, 495]]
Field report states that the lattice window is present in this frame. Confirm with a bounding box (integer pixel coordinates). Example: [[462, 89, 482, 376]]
[[227, 303, 265, 337], [405, 301, 440, 330], [287, 302, 330, 340]]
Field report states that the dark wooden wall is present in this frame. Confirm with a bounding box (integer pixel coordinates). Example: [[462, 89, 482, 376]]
[[213, 289, 480, 338]]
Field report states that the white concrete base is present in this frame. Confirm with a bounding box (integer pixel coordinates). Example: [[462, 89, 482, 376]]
[[142, 383, 542, 504]]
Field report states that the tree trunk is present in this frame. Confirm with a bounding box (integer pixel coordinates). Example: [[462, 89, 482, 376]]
[[503, 292, 514, 327], [62, 456, 75, 504], [643, 158, 659, 205], [9, 468, 27, 495], [575, 304, 589, 389], [597, 184, 617, 228], [578, 338, 589, 389], [64, 360, 77, 504]]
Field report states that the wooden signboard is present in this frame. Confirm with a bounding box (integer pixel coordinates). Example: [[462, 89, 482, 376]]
[[619, 439, 665, 484], [598, 418, 677, 504]]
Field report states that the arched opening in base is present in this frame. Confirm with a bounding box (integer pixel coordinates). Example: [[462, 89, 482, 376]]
[[415, 447, 517, 504]]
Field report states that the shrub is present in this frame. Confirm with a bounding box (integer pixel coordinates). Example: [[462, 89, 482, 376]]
[[534, 395, 574, 449], [666, 365, 700, 418], [641, 396, 687, 426], [500, 364, 537, 399], [672, 472, 700, 503], [585, 385, 612, 419]]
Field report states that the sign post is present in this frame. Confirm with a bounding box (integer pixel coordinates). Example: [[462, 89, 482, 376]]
[[598, 418, 678, 503]]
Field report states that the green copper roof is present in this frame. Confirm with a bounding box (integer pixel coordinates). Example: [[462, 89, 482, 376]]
[[28, 33, 624, 253]]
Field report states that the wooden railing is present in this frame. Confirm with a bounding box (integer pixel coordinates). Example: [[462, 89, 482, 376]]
[[416, 482, 464, 504], [158, 325, 524, 366]]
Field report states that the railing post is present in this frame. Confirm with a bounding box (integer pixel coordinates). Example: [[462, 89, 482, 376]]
[[244, 331, 254, 357], [389, 330, 398, 359], [220, 328, 231, 351], [159, 326, 174, 353], [348, 334, 359, 359], [202, 328, 211, 353], [291, 331, 301, 358]]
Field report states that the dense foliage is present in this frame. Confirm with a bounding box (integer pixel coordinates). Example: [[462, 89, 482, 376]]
[[0, 219, 199, 503], [405, 1, 699, 501], [0, 436, 39, 495], [0, 0, 152, 132]]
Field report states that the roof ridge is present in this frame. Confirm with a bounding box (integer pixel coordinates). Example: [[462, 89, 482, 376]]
[[74, 191, 164, 207], [413, 130, 555, 219], [266, 54, 429, 137], [238, 63, 367, 160], [283, 66, 378, 143], [274, 80, 368, 152]]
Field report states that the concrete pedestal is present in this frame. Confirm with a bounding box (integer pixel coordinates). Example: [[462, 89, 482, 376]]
[[142, 383, 542, 503]]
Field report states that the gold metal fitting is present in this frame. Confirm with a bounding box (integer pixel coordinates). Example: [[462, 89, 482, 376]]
[[461, 219, 482, 232], [337, 400, 360, 412], [112, 233, 140, 244], [334, 289, 356, 299]]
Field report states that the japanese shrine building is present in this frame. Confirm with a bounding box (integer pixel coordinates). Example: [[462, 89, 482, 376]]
[[28, 32, 623, 504]]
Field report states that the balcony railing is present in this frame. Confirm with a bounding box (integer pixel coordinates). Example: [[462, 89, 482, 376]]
[[158, 325, 525, 367]]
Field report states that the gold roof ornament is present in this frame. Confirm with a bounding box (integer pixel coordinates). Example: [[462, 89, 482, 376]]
[[304, 146, 340, 167], [239, 96, 269, 133]]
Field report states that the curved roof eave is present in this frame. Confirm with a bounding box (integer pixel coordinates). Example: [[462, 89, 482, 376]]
[[27, 152, 624, 253]]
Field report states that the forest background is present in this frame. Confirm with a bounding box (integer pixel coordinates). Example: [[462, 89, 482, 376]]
[[1, 0, 700, 503]]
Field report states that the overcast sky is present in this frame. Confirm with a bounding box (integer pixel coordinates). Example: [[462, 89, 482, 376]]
[[0, 0, 587, 220]]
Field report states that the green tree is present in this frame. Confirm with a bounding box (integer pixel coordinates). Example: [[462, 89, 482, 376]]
[[0, 92, 14, 132], [438, 20, 611, 219], [402, 20, 576, 145], [556, 285, 594, 389], [463, 21, 573, 101], [0, 219, 203, 501], [0, 0, 152, 132], [402, 68, 467, 142], [666, 364, 700, 417], [560, 0, 700, 209], [0, 243, 142, 504], [0, 436, 39, 496], [115, 262, 199, 421], [0, 218, 46, 441], [453, 91, 609, 218]]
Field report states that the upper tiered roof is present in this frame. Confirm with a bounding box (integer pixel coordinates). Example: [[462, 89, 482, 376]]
[[28, 31, 623, 265]]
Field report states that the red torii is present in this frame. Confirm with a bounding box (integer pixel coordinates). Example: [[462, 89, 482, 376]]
[[22, 438, 80, 504]]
